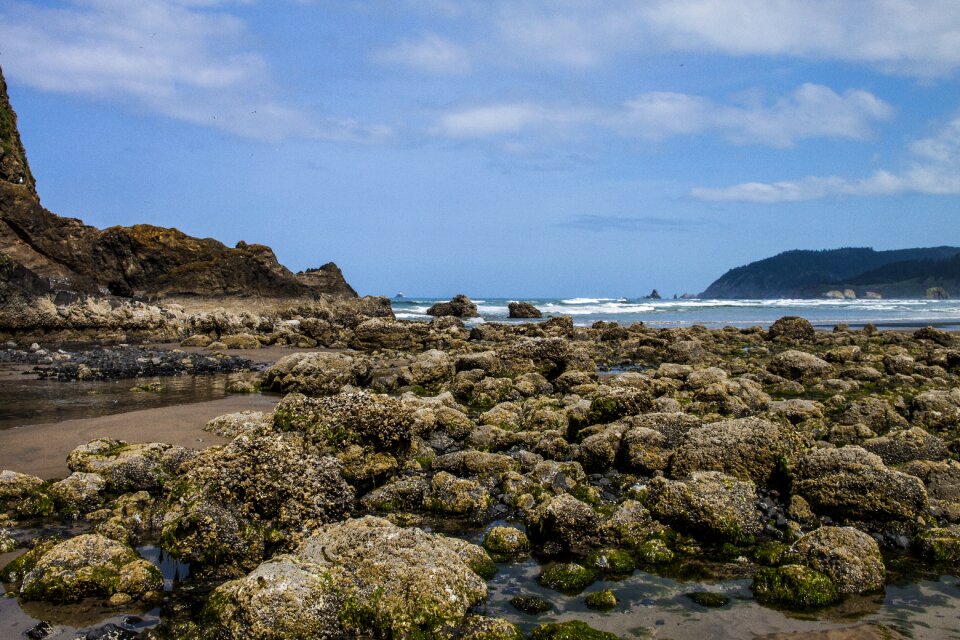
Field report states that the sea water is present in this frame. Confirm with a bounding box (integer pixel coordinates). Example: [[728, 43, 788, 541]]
[[392, 297, 960, 329]]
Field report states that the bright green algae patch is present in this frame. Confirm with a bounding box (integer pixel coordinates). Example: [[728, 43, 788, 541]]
[[531, 620, 621, 640], [538, 562, 595, 594], [752, 564, 840, 609]]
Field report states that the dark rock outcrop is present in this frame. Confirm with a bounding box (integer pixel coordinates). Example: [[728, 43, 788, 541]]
[[508, 301, 542, 318], [428, 294, 479, 318], [0, 64, 357, 303]]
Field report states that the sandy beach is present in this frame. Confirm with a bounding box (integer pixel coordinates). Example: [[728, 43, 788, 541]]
[[0, 393, 277, 479]]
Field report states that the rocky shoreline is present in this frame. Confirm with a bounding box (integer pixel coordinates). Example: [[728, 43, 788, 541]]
[[1, 312, 959, 638]]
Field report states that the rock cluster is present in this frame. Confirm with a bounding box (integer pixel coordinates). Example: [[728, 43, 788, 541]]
[[3, 315, 960, 634]]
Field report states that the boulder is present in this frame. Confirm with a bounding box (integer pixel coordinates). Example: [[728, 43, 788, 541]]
[[204, 516, 490, 638], [408, 349, 454, 387], [424, 472, 490, 515], [261, 351, 371, 396], [768, 350, 834, 381], [483, 526, 531, 554], [272, 391, 418, 454], [768, 316, 816, 341], [161, 432, 354, 569], [752, 564, 839, 609], [861, 428, 949, 466], [670, 417, 806, 486], [645, 471, 763, 543], [0, 469, 50, 517], [911, 389, 960, 432], [428, 295, 479, 318], [508, 301, 542, 319], [793, 446, 928, 523], [525, 493, 599, 551], [792, 526, 885, 595], [66, 439, 192, 493], [16, 534, 161, 603], [350, 318, 427, 351], [49, 472, 106, 515]]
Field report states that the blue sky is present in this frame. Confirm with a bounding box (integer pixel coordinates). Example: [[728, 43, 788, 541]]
[[3, 0, 960, 297]]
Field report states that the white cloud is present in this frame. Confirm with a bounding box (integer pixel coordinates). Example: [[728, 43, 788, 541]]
[[692, 117, 960, 202], [0, 0, 389, 142], [495, 0, 960, 77], [374, 33, 472, 74], [434, 84, 892, 147], [434, 103, 593, 137]]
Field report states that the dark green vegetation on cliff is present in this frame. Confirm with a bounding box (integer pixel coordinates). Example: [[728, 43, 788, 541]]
[[0, 64, 356, 303], [701, 247, 960, 299]]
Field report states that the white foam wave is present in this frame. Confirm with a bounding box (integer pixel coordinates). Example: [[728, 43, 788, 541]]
[[560, 297, 626, 305], [540, 303, 655, 315]]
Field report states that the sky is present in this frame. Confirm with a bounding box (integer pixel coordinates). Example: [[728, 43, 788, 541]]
[[2, 1, 960, 298]]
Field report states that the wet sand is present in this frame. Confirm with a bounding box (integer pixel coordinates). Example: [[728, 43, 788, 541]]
[[0, 394, 278, 479]]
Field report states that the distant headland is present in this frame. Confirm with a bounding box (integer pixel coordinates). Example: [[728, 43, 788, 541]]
[[700, 247, 960, 299]]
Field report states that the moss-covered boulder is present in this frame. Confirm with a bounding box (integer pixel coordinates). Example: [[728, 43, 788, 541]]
[[586, 548, 634, 574], [0, 469, 52, 517], [93, 491, 160, 546], [49, 472, 106, 515], [272, 391, 417, 455], [792, 527, 885, 595], [261, 351, 371, 395], [204, 516, 490, 638], [437, 615, 523, 640], [16, 534, 161, 603], [525, 493, 600, 552], [425, 471, 491, 516], [752, 564, 840, 609], [538, 562, 595, 594], [768, 350, 834, 381], [483, 526, 530, 554], [66, 439, 192, 493], [916, 526, 960, 566], [510, 595, 552, 614], [531, 621, 620, 640], [861, 428, 948, 466], [584, 589, 618, 610], [669, 417, 805, 486], [793, 446, 928, 524], [586, 385, 653, 425], [768, 316, 816, 341], [645, 472, 763, 543], [161, 432, 353, 570]]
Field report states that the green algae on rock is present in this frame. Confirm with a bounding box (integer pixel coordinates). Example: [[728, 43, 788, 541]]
[[531, 620, 621, 640], [483, 526, 531, 554], [752, 564, 840, 609], [538, 562, 595, 594], [584, 588, 619, 610], [14, 534, 161, 604]]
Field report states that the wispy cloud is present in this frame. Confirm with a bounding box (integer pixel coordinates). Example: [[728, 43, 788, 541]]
[[374, 33, 472, 74], [495, 0, 960, 77], [693, 116, 960, 202], [556, 214, 716, 232], [434, 84, 892, 147], [0, 0, 389, 142]]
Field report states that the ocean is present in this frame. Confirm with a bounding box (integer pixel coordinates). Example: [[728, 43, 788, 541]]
[[391, 297, 960, 329]]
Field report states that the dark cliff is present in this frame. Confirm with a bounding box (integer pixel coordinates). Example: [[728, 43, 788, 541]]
[[0, 65, 357, 302]]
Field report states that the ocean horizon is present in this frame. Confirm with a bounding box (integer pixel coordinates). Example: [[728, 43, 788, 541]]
[[391, 296, 960, 329]]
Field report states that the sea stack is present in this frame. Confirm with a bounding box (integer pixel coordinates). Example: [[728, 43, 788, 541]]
[[508, 301, 542, 318], [427, 294, 479, 317]]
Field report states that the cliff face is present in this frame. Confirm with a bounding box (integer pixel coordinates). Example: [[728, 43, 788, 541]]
[[0, 65, 357, 302], [700, 247, 960, 299]]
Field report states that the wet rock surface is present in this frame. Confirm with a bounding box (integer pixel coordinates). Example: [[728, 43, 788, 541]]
[[2, 344, 254, 381]]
